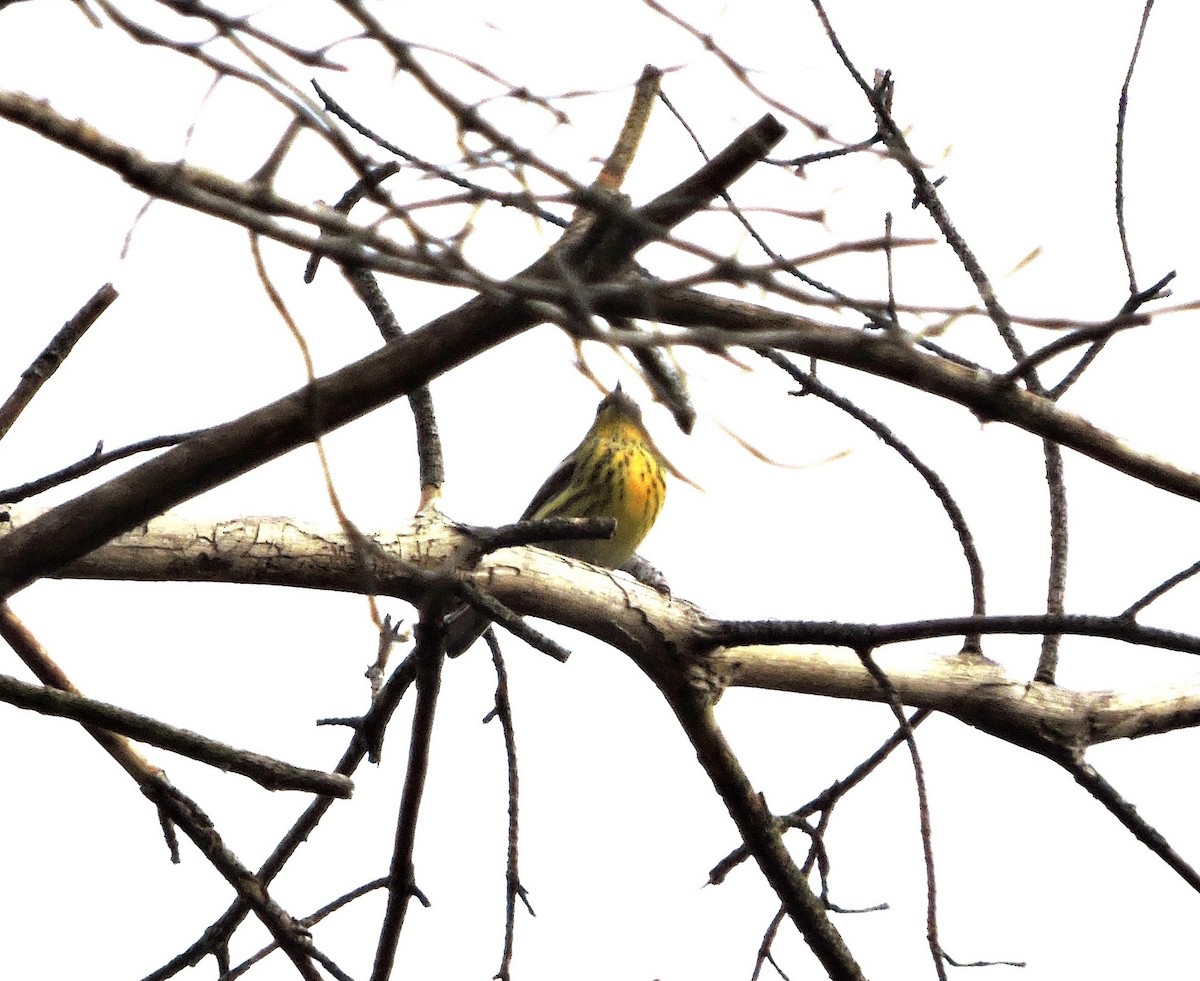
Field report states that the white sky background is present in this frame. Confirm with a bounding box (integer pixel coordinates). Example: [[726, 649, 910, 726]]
[[3, 1, 1200, 978]]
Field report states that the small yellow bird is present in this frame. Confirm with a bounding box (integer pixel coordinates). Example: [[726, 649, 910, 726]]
[[443, 383, 667, 655]]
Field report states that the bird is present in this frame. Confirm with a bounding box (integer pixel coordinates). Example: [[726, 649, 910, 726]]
[[441, 382, 667, 656]]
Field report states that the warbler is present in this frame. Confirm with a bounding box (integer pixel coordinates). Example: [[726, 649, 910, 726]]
[[443, 383, 667, 656]]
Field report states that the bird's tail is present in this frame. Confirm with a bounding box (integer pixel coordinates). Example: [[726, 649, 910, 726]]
[[440, 603, 492, 658]]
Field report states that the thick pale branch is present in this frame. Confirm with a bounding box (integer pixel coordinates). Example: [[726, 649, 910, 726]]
[[717, 645, 1200, 753], [11, 510, 1200, 755]]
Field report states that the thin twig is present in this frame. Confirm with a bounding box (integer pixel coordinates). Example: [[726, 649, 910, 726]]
[[452, 581, 573, 663], [710, 709, 932, 885], [341, 264, 445, 498], [1034, 442, 1069, 684], [1049, 271, 1174, 400], [1123, 557, 1200, 618], [0, 430, 205, 503], [995, 316, 1147, 388], [1051, 3, 1164, 403], [0, 283, 116, 441], [656, 84, 891, 329], [484, 630, 533, 981], [0, 605, 327, 979], [222, 879, 389, 980], [750, 907, 789, 981], [303, 160, 400, 283], [813, 4, 1073, 681], [856, 650, 946, 981], [1062, 753, 1200, 892], [370, 601, 446, 981], [596, 64, 662, 191], [761, 351, 986, 635], [149, 785, 328, 981], [0, 672, 351, 796], [142, 654, 420, 981], [1115, 0, 1156, 294], [662, 686, 865, 980], [708, 611, 1200, 657]]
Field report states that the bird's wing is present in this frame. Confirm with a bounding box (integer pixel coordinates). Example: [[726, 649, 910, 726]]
[[519, 451, 580, 521]]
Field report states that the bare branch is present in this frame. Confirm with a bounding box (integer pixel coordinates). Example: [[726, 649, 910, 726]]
[[0, 605, 329, 979], [0, 672, 351, 796], [662, 687, 865, 980], [370, 598, 446, 981], [0, 114, 786, 599], [0, 283, 116, 442]]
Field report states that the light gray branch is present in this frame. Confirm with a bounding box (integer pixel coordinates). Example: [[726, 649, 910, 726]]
[[6, 508, 1198, 758]]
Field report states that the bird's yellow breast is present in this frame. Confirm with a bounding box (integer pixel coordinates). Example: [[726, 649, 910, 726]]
[[574, 426, 665, 568]]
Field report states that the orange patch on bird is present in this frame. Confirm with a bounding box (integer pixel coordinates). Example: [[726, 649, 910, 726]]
[[615, 444, 665, 526]]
